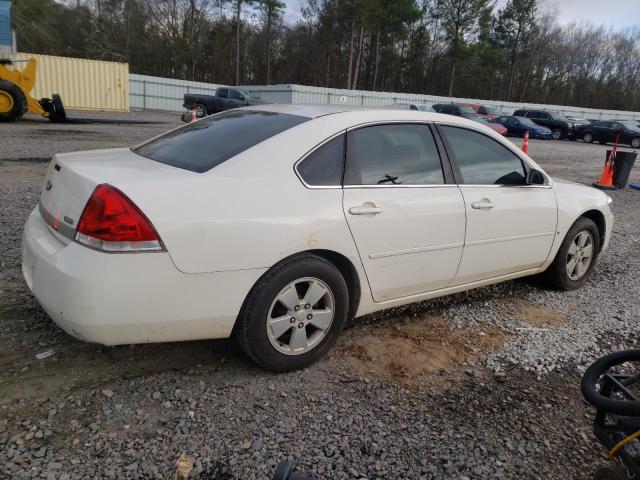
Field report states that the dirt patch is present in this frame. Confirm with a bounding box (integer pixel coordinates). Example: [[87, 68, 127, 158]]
[[337, 314, 505, 382], [517, 305, 568, 327]]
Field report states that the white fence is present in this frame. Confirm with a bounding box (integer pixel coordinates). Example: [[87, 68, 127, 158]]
[[129, 74, 640, 121]]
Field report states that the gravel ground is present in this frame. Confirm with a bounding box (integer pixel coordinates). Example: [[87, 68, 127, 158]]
[[1, 111, 639, 479]]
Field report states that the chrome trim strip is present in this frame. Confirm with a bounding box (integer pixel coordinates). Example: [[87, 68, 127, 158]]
[[38, 202, 76, 241], [369, 242, 464, 259], [343, 184, 457, 189], [465, 231, 555, 247]]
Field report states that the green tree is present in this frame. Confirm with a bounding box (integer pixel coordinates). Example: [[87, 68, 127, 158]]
[[434, 0, 492, 96], [260, 0, 285, 84], [494, 0, 538, 100]]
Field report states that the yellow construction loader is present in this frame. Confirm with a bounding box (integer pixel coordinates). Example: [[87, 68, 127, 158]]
[[0, 57, 66, 122]]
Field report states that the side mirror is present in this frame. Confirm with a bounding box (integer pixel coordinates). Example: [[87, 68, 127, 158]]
[[526, 169, 546, 185]]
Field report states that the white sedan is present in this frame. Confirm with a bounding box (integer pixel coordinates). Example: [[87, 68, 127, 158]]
[[22, 105, 613, 371]]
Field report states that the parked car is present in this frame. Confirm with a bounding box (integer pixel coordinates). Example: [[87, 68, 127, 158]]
[[580, 120, 640, 148], [465, 114, 508, 136], [433, 104, 507, 135], [22, 106, 613, 372], [432, 103, 477, 117], [492, 115, 553, 139], [183, 87, 269, 117], [469, 104, 508, 119], [390, 102, 435, 112], [566, 116, 591, 128], [512, 109, 578, 140]]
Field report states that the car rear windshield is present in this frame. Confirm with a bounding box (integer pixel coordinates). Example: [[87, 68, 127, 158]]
[[134, 110, 309, 173]]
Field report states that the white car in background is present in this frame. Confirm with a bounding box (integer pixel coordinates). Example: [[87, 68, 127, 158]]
[[22, 105, 614, 371], [391, 102, 436, 112]]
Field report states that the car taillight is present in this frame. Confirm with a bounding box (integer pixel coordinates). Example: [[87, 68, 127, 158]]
[[75, 184, 164, 252]]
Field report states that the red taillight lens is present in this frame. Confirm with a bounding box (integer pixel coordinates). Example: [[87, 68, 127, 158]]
[[75, 184, 163, 252]]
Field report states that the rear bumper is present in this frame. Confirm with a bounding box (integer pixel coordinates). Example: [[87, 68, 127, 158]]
[[22, 208, 265, 346]]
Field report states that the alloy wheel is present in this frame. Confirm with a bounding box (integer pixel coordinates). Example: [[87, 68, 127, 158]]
[[566, 230, 594, 281], [266, 277, 335, 355], [632, 137, 640, 149], [195, 104, 206, 118], [583, 133, 593, 143]]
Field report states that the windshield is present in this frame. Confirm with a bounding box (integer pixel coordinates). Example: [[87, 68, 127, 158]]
[[459, 105, 476, 114], [550, 111, 570, 121], [467, 115, 488, 123], [517, 117, 537, 126], [619, 121, 640, 130], [485, 106, 502, 115], [417, 105, 434, 112], [134, 110, 309, 173], [239, 88, 259, 98]]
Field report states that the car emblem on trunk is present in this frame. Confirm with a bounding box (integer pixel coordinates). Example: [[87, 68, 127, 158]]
[[45, 180, 52, 191]]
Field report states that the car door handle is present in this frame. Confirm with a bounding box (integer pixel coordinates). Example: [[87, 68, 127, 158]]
[[471, 199, 495, 210], [349, 204, 382, 215]]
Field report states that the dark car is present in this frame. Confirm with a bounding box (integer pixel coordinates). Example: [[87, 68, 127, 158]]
[[492, 116, 553, 139], [580, 120, 640, 148], [512, 109, 577, 140], [183, 87, 269, 118], [432, 103, 477, 117]]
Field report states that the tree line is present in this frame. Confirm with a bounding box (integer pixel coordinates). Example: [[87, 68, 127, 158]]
[[10, 0, 640, 111]]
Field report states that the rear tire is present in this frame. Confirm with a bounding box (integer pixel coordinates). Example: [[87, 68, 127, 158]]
[[583, 132, 594, 143], [543, 217, 600, 291], [50, 94, 66, 122], [236, 254, 349, 372], [593, 464, 628, 480], [0, 80, 27, 122], [631, 137, 640, 149], [195, 103, 207, 118]]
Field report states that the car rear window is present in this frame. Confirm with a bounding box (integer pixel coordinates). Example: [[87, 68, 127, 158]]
[[134, 110, 309, 173]]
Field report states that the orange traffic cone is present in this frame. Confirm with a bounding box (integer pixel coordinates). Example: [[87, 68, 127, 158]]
[[593, 152, 616, 190], [521, 130, 529, 154], [191, 107, 197, 122]]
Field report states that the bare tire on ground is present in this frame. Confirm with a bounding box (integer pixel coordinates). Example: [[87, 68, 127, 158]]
[[236, 254, 349, 372], [50, 93, 67, 122], [543, 217, 601, 290], [0, 80, 27, 122]]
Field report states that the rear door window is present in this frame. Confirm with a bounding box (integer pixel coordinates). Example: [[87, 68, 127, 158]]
[[440, 125, 526, 185], [344, 124, 444, 185], [229, 90, 244, 100], [134, 110, 309, 173], [217, 88, 228, 98]]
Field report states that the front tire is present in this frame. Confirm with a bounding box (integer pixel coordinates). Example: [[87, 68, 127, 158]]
[[543, 217, 600, 290], [631, 137, 640, 149], [552, 128, 563, 140], [0, 80, 27, 122], [237, 254, 349, 372], [583, 132, 594, 143], [195, 103, 207, 118]]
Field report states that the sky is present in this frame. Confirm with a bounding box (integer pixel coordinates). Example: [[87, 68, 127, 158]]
[[282, 0, 640, 30]]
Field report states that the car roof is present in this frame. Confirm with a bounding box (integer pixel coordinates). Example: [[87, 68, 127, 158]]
[[245, 103, 374, 118]]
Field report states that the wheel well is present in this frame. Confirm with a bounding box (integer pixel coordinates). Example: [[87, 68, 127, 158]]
[[581, 209, 606, 251], [307, 249, 362, 321]]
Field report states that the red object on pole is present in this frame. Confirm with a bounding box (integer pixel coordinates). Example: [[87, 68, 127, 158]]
[[522, 130, 529, 154]]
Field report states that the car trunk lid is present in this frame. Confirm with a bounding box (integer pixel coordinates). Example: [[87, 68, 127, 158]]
[[38, 148, 191, 244]]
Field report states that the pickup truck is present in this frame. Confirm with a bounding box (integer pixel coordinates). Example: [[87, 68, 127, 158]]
[[183, 87, 270, 118]]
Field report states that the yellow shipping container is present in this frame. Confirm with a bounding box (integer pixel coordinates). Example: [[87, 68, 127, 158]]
[[9, 52, 129, 112]]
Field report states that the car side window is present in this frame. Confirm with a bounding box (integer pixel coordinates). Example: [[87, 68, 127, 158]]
[[344, 124, 444, 186], [611, 123, 622, 129], [440, 126, 527, 186], [539, 112, 550, 120], [229, 90, 244, 100], [217, 88, 228, 98], [296, 134, 345, 186]]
